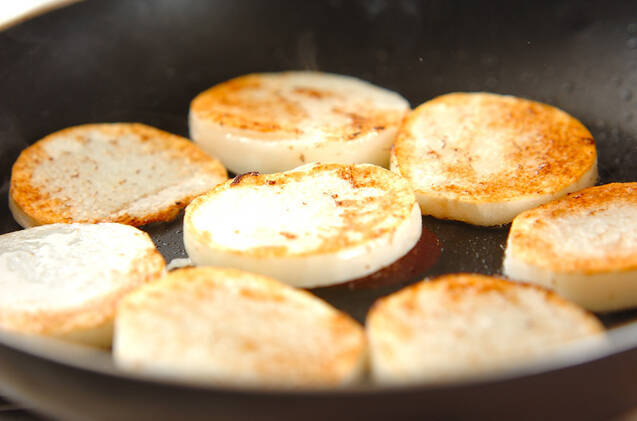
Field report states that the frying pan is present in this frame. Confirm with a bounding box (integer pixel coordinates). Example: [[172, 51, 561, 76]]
[[1, 0, 636, 419]]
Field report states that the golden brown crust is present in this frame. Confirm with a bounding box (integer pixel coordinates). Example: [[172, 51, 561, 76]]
[[118, 267, 366, 385], [185, 163, 417, 258], [10, 123, 227, 227], [508, 182, 637, 273], [191, 74, 306, 135], [0, 245, 165, 344], [370, 273, 604, 335], [190, 72, 406, 141], [366, 273, 604, 383], [10, 143, 71, 226], [393, 92, 597, 202]]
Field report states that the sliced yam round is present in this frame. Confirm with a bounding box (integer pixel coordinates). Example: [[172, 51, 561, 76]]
[[391, 92, 597, 225], [503, 182, 637, 312], [10, 123, 227, 227], [367, 273, 603, 384], [189, 71, 410, 173], [0, 223, 165, 347], [183, 162, 422, 288], [114, 266, 367, 388]]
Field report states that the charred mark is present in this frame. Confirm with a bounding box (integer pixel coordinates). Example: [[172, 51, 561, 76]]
[[231, 171, 260, 186]]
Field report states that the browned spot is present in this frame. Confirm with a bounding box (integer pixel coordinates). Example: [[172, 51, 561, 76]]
[[336, 166, 358, 188], [441, 275, 512, 294], [280, 231, 297, 240], [74, 135, 89, 144], [241, 339, 258, 352], [293, 87, 334, 99], [239, 288, 286, 303], [401, 294, 419, 315], [327, 312, 358, 339], [333, 108, 366, 127]]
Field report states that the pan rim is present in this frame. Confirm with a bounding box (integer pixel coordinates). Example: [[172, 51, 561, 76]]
[[0, 314, 632, 396], [0, 0, 81, 32]]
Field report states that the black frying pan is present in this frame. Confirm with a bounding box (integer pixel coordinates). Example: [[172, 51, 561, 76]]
[[1, 1, 637, 419]]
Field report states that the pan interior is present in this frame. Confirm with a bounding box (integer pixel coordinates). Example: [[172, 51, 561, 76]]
[[0, 0, 636, 387]]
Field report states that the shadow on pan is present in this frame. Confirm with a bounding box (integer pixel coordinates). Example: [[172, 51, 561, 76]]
[[0, 0, 636, 420]]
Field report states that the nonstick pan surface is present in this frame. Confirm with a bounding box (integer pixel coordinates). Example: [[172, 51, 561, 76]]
[[0, 1, 637, 420]]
